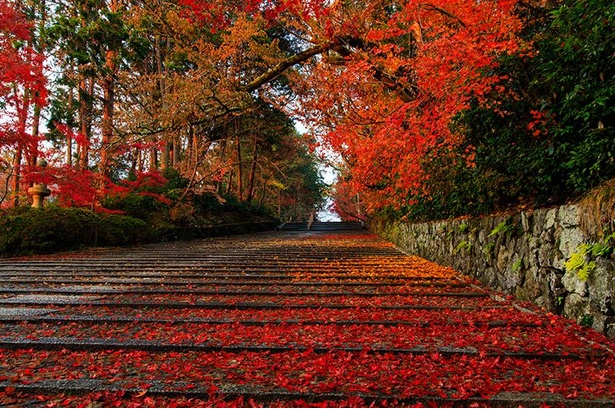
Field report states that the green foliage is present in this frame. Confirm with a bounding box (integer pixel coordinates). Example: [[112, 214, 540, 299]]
[[543, 0, 615, 193], [458, 223, 469, 234], [403, 0, 615, 222], [0, 207, 156, 257], [488, 220, 515, 238], [454, 240, 473, 254], [104, 193, 167, 224], [512, 258, 523, 273], [590, 241, 613, 258], [564, 244, 597, 281], [483, 242, 495, 257], [580, 314, 595, 328], [564, 238, 613, 281]]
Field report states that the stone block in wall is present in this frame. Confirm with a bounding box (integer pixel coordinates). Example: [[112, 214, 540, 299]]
[[559, 204, 580, 228], [527, 237, 541, 270], [563, 293, 590, 321], [557, 227, 585, 269], [545, 208, 558, 230], [537, 240, 560, 272], [591, 313, 615, 334], [539, 269, 566, 314], [496, 247, 511, 273], [563, 269, 589, 297], [588, 258, 615, 314], [606, 319, 615, 339], [516, 272, 542, 303], [520, 211, 532, 233]]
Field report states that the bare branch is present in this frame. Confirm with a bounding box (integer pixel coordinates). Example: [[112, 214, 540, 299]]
[[240, 41, 337, 92]]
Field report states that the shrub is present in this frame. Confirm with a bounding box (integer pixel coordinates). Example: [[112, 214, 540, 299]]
[[0, 206, 157, 257]]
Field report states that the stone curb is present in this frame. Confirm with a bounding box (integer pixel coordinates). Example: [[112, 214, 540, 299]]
[[0, 299, 492, 310], [0, 336, 602, 360], [1, 380, 613, 408], [0, 287, 489, 297], [0, 314, 544, 328]]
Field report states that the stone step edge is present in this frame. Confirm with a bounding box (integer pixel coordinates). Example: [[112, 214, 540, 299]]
[[1, 380, 612, 408], [0, 337, 601, 360], [0, 279, 466, 287], [0, 271, 461, 280], [0, 288, 488, 297], [0, 300, 497, 310], [0, 314, 543, 328]]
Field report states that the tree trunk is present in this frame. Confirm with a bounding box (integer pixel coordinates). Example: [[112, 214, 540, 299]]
[[11, 77, 32, 207], [78, 75, 92, 170], [100, 48, 116, 178], [173, 139, 181, 168], [11, 146, 23, 207], [155, 34, 171, 172], [235, 134, 243, 201], [100, 0, 119, 179], [28, 0, 46, 168], [29, 97, 41, 168], [149, 147, 157, 170], [217, 139, 227, 196], [66, 79, 74, 166], [246, 134, 258, 202], [161, 142, 170, 171]]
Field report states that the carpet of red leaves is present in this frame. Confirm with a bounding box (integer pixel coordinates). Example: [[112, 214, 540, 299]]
[[0, 231, 614, 407]]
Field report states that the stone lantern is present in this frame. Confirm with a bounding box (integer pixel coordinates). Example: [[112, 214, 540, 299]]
[[27, 159, 51, 208]]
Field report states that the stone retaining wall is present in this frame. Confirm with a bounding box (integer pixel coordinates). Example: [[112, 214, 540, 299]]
[[368, 205, 615, 337]]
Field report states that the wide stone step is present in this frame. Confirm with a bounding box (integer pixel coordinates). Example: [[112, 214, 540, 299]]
[[1, 380, 612, 408], [0, 336, 603, 360], [279, 221, 364, 231]]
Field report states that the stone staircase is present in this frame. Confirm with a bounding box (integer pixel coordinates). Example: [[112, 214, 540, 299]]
[[0, 230, 614, 407], [278, 221, 364, 231]]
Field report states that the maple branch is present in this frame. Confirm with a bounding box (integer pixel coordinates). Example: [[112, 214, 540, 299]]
[[240, 41, 337, 92], [333, 42, 419, 103], [419, 3, 466, 27], [335, 202, 367, 222], [372, 69, 418, 103]]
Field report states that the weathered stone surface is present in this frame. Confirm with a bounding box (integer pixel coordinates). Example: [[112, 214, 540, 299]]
[[588, 259, 615, 314], [563, 269, 588, 297], [559, 205, 580, 228], [516, 273, 542, 302], [0, 307, 56, 317], [544, 208, 558, 231], [368, 204, 615, 338], [497, 247, 511, 271], [563, 293, 589, 321], [557, 228, 585, 268]]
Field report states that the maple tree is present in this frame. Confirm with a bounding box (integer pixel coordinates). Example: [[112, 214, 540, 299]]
[[134, 0, 529, 215], [0, 0, 46, 207], [403, 0, 615, 220], [277, 0, 525, 212]]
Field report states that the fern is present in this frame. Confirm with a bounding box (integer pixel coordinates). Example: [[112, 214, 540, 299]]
[[488, 220, 515, 238], [564, 245, 589, 273], [483, 242, 495, 256], [591, 242, 612, 258], [577, 261, 596, 281], [454, 241, 472, 254], [512, 259, 523, 272], [564, 243, 600, 281]]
